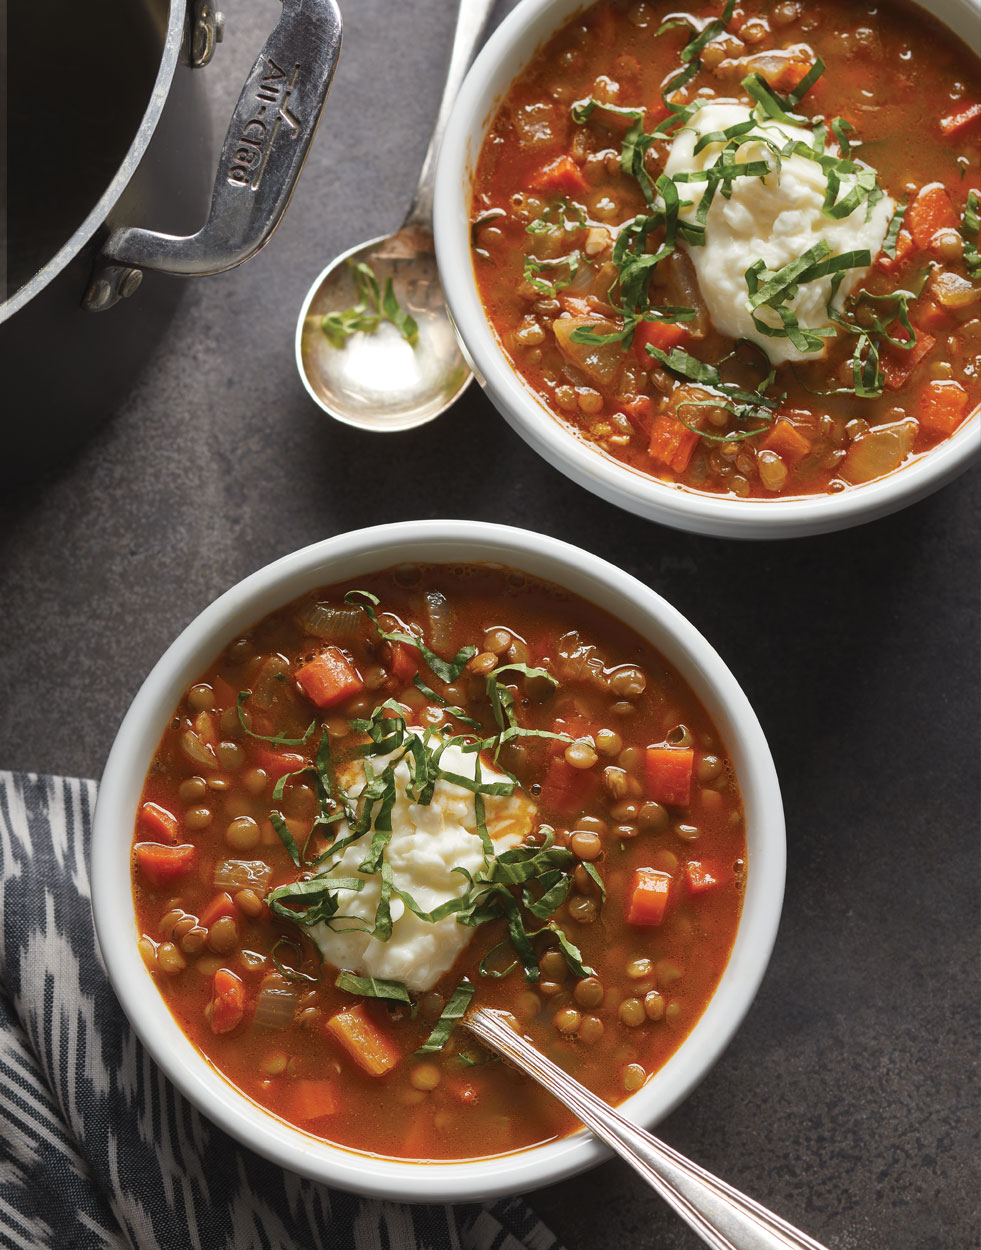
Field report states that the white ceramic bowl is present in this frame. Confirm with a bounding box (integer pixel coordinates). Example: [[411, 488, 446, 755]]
[[434, 0, 981, 539], [93, 520, 785, 1201]]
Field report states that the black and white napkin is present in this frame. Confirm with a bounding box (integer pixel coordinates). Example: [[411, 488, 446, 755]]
[[0, 771, 564, 1250]]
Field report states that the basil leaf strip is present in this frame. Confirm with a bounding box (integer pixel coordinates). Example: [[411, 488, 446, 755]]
[[416, 978, 476, 1054], [335, 972, 412, 1005], [270, 937, 319, 984]]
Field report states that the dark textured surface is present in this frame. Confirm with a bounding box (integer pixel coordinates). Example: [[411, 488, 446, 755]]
[[1, 2, 978, 1247]]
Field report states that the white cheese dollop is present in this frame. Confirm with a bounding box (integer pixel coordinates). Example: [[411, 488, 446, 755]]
[[309, 732, 535, 994], [663, 102, 893, 363]]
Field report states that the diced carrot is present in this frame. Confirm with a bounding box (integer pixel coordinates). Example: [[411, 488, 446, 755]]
[[907, 183, 958, 250], [385, 640, 418, 685], [645, 746, 694, 807], [208, 967, 246, 1035], [325, 1003, 401, 1077], [626, 868, 673, 926], [134, 842, 197, 887], [876, 228, 914, 273], [529, 155, 588, 196], [295, 647, 363, 709], [251, 744, 308, 780], [881, 328, 935, 391], [767, 56, 814, 94], [279, 1078, 339, 1121], [918, 379, 970, 435], [139, 801, 179, 844], [760, 419, 813, 467], [618, 395, 655, 436], [940, 102, 981, 136], [199, 891, 237, 929], [648, 413, 700, 474], [634, 319, 689, 364], [685, 860, 730, 895], [539, 755, 600, 817]]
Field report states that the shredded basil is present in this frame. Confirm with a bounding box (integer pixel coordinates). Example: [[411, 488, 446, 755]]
[[270, 937, 319, 984], [320, 261, 418, 349], [335, 972, 412, 1005], [526, 197, 587, 236], [344, 589, 475, 682], [236, 691, 316, 746], [962, 189, 981, 280], [882, 200, 907, 260], [416, 978, 476, 1053], [523, 251, 581, 296]]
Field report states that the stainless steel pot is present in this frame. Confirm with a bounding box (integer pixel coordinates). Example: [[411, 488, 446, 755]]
[[1, 0, 342, 484]]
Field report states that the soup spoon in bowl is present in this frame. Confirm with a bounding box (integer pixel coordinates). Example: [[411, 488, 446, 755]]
[[466, 1007, 831, 1250], [295, 0, 495, 431]]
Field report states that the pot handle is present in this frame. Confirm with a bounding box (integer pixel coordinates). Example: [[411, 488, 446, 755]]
[[84, 0, 342, 312]]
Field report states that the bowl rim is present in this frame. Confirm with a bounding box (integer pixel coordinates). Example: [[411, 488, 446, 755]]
[[433, 0, 981, 540], [92, 519, 785, 1202]]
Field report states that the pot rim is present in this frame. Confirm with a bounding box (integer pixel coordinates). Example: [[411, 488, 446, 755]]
[[0, 0, 186, 325]]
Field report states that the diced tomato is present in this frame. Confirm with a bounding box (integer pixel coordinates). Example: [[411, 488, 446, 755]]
[[134, 842, 197, 887], [912, 300, 951, 334], [760, 419, 813, 467], [907, 183, 958, 250], [295, 647, 364, 709], [634, 319, 689, 365], [211, 675, 237, 710], [448, 1079, 479, 1107], [940, 102, 981, 136], [199, 891, 237, 929], [279, 1078, 339, 1121], [326, 1004, 401, 1077], [918, 380, 970, 435], [251, 744, 308, 781], [626, 868, 673, 926], [539, 755, 600, 817], [528, 155, 588, 196], [685, 860, 729, 895], [139, 801, 179, 844], [648, 413, 700, 474], [876, 229, 914, 273], [208, 967, 246, 1035], [645, 746, 694, 807], [881, 328, 936, 391], [618, 395, 655, 436], [385, 640, 418, 685]]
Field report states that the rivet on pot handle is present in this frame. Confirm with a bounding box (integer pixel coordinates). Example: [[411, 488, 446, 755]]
[[84, 0, 342, 312]]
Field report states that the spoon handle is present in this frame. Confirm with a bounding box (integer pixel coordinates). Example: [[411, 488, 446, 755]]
[[404, 0, 498, 228], [465, 1009, 830, 1250]]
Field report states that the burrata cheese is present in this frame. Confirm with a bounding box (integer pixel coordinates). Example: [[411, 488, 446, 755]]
[[663, 102, 893, 363], [309, 732, 535, 993]]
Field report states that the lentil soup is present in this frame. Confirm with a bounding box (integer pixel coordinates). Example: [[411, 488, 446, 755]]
[[133, 563, 746, 1161], [470, 0, 981, 499]]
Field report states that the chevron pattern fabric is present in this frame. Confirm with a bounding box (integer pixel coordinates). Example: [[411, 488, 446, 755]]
[[0, 772, 564, 1250]]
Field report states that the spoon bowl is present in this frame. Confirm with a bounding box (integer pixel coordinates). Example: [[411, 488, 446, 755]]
[[295, 226, 472, 431], [295, 0, 495, 431]]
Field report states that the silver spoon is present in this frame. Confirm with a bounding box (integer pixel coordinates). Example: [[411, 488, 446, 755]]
[[295, 0, 495, 431], [465, 1008, 832, 1250]]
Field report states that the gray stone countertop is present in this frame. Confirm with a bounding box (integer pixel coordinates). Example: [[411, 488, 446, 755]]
[[1, 2, 978, 1247]]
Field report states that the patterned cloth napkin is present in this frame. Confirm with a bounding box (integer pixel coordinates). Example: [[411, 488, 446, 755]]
[[0, 772, 563, 1250]]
